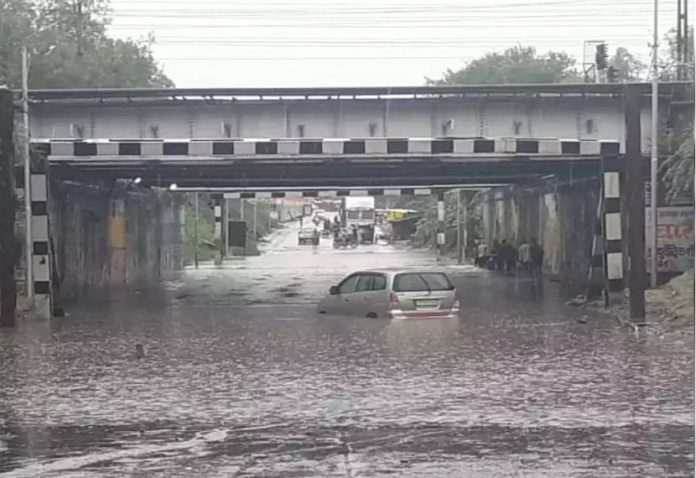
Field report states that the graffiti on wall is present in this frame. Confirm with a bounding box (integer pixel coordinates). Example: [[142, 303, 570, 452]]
[[646, 207, 694, 272]]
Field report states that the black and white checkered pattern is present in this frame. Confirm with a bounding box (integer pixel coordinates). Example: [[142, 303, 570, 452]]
[[601, 155, 624, 298], [213, 194, 223, 241], [29, 162, 53, 320], [222, 187, 437, 199], [38, 138, 622, 158]]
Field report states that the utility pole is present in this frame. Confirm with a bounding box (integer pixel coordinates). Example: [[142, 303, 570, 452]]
[[625, 85, 647, 319], [193, 193, 199, 269], [463, 193, 469, 263], [224, 197, 229, 259], [456, 189, 463, 264], [0, 89, 17, 326], [677, 0, 689, 80], [649, 0, 659, 288], [22, 46, 33, 301]]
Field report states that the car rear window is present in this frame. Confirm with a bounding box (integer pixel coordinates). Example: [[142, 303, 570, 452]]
[[393, 273, 452, 292]]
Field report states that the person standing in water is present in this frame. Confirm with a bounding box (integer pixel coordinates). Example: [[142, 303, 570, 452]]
[[529, 237, 544, 281]]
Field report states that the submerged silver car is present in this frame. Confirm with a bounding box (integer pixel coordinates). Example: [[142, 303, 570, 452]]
[[318, 269, 459, 319]]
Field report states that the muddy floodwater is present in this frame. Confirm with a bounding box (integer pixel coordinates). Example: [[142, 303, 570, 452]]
[[0, 223, 693, 477]]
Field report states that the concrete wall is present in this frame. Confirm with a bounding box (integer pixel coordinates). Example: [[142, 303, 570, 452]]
[[50, 181, 184, 300], [478, 179, 599, 290], [30, 97, 662, 154]]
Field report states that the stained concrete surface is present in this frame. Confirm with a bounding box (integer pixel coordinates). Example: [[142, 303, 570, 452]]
[[0, 221, 693, 477]]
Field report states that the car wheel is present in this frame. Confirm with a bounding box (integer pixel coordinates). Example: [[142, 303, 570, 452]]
[[366, 312, 378, 319]]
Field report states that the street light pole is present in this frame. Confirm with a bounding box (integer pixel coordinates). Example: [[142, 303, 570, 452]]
[[649, 0, 659, 288], [224, 197, 229, 259], [193, 193, 199, 269], [21, 45, 33, 300], [456, 189, 463, 264]]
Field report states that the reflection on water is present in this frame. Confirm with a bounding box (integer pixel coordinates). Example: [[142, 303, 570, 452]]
[[0, 248, 693, 477]]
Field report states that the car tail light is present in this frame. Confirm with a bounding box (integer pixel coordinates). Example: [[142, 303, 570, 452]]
[[389, 291, 400, 309]]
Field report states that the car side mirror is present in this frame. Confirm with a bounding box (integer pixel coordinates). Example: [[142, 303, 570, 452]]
[[329, 286, 339, 295]]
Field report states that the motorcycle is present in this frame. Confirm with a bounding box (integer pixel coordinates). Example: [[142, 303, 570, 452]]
[[332, 233, 358, 249]]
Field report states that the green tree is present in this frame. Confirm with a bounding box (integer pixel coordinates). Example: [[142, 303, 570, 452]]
[[404, 192, 481, 251], [609, 47, 646, 82], [663, 127, 694, 201], [660, 27, 694, 81], [426, 46, 580, 85], [657, 28, 694, 201], [0, 0, 172, 89]]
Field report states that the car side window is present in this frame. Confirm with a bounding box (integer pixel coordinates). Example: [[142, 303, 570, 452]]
[[355, 275, 373, 292], [371, 274, 387, 291], [338, 275, 360, 294]]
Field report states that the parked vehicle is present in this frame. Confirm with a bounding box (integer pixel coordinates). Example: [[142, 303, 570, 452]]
[[298, 228, 320, 245], [317, 269, 459, 319]]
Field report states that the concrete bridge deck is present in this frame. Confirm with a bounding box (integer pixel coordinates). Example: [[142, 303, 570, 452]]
[[24, 83, 692, 155]]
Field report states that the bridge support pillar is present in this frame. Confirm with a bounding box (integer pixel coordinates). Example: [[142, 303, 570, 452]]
[[29, 159, 52, 320], [109, 197, 127, 284], [600, 155, 625, 306], [587, 192, 605, 300], [0, 89, 17, 326]]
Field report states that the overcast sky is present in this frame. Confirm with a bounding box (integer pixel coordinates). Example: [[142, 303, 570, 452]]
[[106, 0, 687, 87]]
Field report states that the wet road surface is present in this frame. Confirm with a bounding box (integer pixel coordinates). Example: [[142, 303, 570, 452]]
[[0, 221, 693, 477]]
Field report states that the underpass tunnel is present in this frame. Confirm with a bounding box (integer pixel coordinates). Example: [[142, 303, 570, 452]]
[[47, 178, 188, 304], [15, 135, 625, 320]]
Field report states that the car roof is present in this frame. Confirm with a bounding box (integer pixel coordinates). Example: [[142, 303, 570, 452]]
[[350, 268, 450, 276]]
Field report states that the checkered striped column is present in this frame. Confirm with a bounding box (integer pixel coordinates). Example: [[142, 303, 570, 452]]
[[601, 155, 624, 303], [436, 191, 446, 261], [30, 160, 52, 320], [213, 194, 223, 264]]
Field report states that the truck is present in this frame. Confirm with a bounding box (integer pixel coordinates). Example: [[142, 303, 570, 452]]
[[340, 196, 376, 244]]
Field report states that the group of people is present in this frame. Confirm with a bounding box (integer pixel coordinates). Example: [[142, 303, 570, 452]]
[[481, 238, 545, 279]]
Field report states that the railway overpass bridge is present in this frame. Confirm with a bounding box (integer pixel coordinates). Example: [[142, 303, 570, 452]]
[[27, 83, 691, 154], [14, 82, 694, 319]]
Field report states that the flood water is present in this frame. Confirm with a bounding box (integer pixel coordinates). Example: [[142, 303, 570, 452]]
[[0, 223, 693, 477]]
